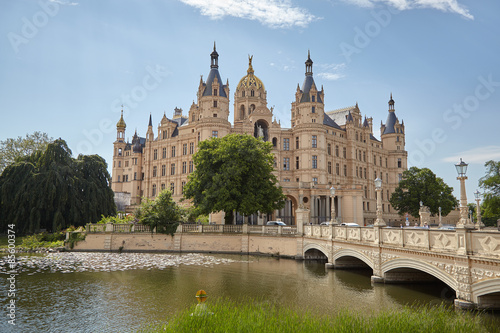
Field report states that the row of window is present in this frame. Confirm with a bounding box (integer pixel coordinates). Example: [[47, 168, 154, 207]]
[[153, 143, 195, 160], [116, 171, 144, 182], [152, 161, 194, 177], [151, 181, 187, 197]]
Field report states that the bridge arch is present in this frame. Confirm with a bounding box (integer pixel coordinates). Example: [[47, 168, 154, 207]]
[[303, 243, 330, 261], [471, 278, 500, 309], [381, 259, 457, 291], [332, 249, 374, 269]]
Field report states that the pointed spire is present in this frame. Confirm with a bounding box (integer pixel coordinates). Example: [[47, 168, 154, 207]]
[[305, 50, 313, 76], [210, 41, 219, 68], [148, 113, 152, 127], [346, 111, 353, 122]]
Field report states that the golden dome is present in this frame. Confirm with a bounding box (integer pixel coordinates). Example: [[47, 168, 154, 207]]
[[116, 110, 126, 129], [237, 55, 265, 91]]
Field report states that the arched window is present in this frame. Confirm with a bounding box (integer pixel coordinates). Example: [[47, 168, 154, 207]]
[[272, 137, 277, 147], [240, 105, 245, 119], [242, 90, 245, 97]]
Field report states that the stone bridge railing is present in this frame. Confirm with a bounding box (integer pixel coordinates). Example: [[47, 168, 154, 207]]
[[86, 223, 298, 236], [304, 225, 500, 260]]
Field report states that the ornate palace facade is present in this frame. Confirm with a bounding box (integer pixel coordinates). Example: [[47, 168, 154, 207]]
[[112, 46, 408, 225]]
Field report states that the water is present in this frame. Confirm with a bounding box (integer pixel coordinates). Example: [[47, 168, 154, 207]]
[[0, 253, 496, 332]]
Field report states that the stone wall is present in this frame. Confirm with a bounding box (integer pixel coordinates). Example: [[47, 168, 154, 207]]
[[73, 232, 298, 257]]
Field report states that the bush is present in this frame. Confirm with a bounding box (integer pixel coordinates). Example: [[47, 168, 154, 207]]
[[20, 233, 64, 249], [97, 214, 136, 224]]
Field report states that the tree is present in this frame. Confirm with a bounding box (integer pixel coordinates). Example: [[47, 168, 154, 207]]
[[0, 131, 53, 174], [479, 160, 500, 226], [135, 189, 181, 235], [183, 134, 286, 224], [389, 167, 458, 218], [0, 139, 116, 233]]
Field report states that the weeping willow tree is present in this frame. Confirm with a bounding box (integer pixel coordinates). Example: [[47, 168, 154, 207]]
[[0, 139, 116, 234]]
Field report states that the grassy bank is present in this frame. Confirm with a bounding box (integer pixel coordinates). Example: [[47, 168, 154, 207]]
[[0, 233, 64, 251], [141, 298, 492, 333]]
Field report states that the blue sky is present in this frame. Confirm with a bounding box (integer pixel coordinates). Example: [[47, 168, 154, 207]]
[[1, 0, 499, 203]]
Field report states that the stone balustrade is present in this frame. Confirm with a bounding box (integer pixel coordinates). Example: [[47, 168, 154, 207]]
[[303, 225, 500, 260]]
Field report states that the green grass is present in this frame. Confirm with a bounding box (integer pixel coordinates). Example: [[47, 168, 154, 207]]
[[141, 298, 491, 333]]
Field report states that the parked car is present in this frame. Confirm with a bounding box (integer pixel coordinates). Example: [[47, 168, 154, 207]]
[[340, 223, 359, 227], [438, 225, 456, 230], [320, 222, 332, 226], [266, 221, 287, 226]]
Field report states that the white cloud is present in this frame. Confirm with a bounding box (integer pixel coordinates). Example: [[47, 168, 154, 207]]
[[49, 0, 79, 5], [341, 0, 473, 20], [317, 63, 346, 81], [317, 72, 345, 80], [442, 146, 500, 164], [178, 0, 318, 28]]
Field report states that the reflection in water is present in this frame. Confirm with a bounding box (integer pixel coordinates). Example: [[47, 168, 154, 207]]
[[1, 253, 498, 332], [384, 282, 456, 307], [303, 260, 328, 277], [333, 269, 373, 293]]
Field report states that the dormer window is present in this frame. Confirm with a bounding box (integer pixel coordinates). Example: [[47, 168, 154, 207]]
[[242, 91, 245, 97], [312, 95, 315, 102], [214, 89, 217, 96], [251, 90, 254, 97]]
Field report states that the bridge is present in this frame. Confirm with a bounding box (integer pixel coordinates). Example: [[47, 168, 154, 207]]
[[75, 223, 500, 310]]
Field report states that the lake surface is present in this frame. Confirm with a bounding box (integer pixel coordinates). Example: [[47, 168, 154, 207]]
[[0, 252, 497, 332]]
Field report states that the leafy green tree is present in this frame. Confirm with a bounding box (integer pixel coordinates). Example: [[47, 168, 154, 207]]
[[135, 189, 181, 235], [0, 131, 53, 174], [0, 139, 116, 233], [479, 160, 500, 226], [389, 167, 458, 218], [183, 134, 286, 224]]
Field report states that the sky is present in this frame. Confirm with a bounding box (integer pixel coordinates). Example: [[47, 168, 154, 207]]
[[1, 0, 499, 204]]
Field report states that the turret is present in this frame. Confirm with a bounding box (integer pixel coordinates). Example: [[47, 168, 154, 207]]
[[196, 43, 230, 122], [147, 114, 154, 141], [291, 51, 324, 127], [116, 109, 126, 142]]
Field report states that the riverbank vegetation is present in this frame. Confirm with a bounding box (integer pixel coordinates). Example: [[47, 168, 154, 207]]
[[0, 139, 116, 234], [143, 299, 492, 333]]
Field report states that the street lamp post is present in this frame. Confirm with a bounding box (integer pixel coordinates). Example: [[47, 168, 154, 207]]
[[474, 189, 484, 229], [330, 186, 337, 225], [455, 158, 473, 228], [438, 206, 442, 228], [374, 178, 386, 226]]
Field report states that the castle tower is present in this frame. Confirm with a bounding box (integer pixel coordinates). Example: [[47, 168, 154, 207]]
[[291, 51, 325, 127], [195, 43, 230, 122], [381, 93, 407, 185], [190, 43, 231, 141], [113, 109, 127, 192], [234, 55, 268, 123]]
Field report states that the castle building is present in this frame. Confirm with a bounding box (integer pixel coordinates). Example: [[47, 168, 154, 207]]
[[112, 45, 408, 225]]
